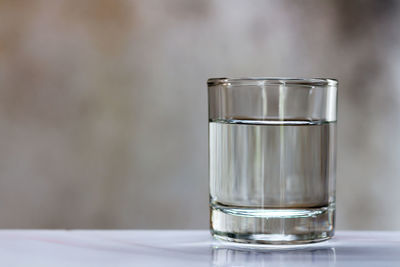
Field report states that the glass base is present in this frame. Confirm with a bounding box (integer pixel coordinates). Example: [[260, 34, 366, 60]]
[[210, 203, 335, 245]]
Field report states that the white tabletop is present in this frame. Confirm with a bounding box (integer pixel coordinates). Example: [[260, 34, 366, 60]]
[[0, 230, 399, 266]]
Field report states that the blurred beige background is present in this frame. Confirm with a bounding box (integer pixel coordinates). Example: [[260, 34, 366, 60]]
[[0, 0, 399, 230]]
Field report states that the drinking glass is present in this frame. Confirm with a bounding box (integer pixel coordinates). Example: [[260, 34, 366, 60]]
[[208, 77, 337, 244]]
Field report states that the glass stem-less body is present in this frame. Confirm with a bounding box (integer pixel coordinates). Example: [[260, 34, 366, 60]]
[[208, 78, 337, 244]]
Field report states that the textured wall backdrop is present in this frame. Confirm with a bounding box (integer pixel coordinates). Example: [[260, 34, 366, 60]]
[[0, 0, 399, 230]]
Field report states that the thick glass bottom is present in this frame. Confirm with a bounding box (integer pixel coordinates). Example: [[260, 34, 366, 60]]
[[210, 203, 335, 245]]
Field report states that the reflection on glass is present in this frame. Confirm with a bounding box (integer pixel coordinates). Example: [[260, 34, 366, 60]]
[[211, 245, 336, 267]]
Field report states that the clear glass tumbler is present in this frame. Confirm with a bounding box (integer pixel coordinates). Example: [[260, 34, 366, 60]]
[[208, 77, 337, 244]]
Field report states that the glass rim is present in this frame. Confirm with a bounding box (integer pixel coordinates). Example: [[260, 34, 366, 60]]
[[207, 77, 338, 87]]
